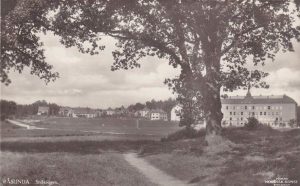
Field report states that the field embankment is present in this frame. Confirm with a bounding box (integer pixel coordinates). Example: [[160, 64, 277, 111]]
[[140, 127, 300, 186]]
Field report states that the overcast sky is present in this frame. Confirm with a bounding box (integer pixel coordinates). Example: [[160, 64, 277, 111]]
[[1, 33, 300, 108]]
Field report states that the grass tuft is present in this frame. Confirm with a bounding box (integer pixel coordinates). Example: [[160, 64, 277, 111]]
[[161, 127, 205, 142]]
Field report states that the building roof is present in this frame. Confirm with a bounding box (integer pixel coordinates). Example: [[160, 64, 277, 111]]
[[171, 105, 182, 111], [221, 94, 297, 105], [149, 109, 167, 114]]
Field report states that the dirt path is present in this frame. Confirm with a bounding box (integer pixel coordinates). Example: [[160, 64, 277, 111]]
[[6, 119, 45, 130], [124, 153, 190, 186]]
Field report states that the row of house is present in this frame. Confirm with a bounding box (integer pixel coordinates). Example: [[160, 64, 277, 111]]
[[39, 91, 297, 126], [170, 91, 298, 128], [57, 106, 169, 121], [58, 107, 99, 118]]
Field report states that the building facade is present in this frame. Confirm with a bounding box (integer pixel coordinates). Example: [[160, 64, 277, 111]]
[[170, 105, 182, 121], [170, 92, 297, 128], [59, 107, 74, 117], [37, 106, 49, 115], [72, 108, 97, 118], [59, 107, 97, 118], [106, 108, 116, 116], [221, 91, 297, 128], [146, 109, 168, 121]]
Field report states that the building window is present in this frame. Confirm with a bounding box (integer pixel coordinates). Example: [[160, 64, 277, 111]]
[[230, 117, 232, 121], [245, 106, 247, 110], [241, 117, 243, 121], [264, 112, 266, 115], [226, 106, 228, 110], [252, 112, 255, 116], [241, 112, 243, 115], [268, 106, 271, 110], [260, 112, 262, 115], [230, 112, 232, 115], [252, 106, 255, 110], [233, 112, 236, 115]]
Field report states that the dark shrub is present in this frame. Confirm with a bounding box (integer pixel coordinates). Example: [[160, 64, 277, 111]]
[[1, 114, 7, 121], [244, 117, 261, 130], [161, 127, 205, 142]]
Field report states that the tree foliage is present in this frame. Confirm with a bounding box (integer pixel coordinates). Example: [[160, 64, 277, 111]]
[[0, 100, 17, 120], [1, 0, 59, 85], [127, 98, 176, 113], [0, 99, 60, 118]]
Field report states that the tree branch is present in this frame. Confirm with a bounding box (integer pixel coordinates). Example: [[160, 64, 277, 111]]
[[221, 25, 263, 55]]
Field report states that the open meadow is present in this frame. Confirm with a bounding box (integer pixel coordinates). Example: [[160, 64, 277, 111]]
[[1, 117, 181, 139], [1, 118, 300, 186]]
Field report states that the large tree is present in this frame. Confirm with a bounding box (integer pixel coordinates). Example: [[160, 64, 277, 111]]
[[2, 0, 300, 143]]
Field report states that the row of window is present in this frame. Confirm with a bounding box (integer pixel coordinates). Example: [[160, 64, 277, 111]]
[[223, 122, 286, 126], [151, 116, 160, 119], [228, 111, 281, 116], [227, 117, 282, 121], [225, 105, 283, 110]]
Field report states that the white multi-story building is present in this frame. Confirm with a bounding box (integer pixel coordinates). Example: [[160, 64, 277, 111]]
[[221, 91, 297, 128], [146, 109, 168, 121], [170, 91, 297, 128], [170, 105, 182, 121]]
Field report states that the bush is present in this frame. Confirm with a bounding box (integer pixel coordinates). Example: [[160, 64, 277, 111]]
[[244, 117, 261, 130], [1, 114, 7, 121], [161, 127, 205, 142]]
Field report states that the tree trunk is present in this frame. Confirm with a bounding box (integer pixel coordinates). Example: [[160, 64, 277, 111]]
[[203, 81, 224, 146], [202, 42, 224, 145]]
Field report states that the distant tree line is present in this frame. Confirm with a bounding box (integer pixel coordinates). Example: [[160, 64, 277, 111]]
[[127, 98, 177, 114], [297, 106, 300, 126], [0, 99, 60, 120], [0, 100, 17, 120]]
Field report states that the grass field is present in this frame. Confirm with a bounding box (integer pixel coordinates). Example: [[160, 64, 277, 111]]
[[0, 119, 162, 186], [1, 151, 157, 186], [1, 117, 181, 139], [1, 118, 300, 185], [37, 117, 181, 135]]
